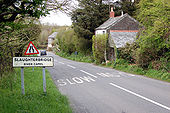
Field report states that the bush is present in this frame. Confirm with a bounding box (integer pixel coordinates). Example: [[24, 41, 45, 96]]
[[116, 58, 129, 65], [92, 34, 108, 64], [118, 43, 138, 63], [74, 38, 92, 54], [0, 18, 41, 75], [135, 0, 170, 68], [55, 28, 91, 55], [56, 29, 76, 54]]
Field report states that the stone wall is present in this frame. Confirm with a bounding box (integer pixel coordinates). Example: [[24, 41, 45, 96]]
[[109, 32, 138, 48]]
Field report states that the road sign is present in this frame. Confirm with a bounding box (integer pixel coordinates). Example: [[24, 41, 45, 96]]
[[13, 56, 54, 67], [24, 41, 39, 55]]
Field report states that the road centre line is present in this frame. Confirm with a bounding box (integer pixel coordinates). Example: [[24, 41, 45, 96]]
[[67, 64, 76, 69], [80, 70, 97, 78], [109, 83, 170, 111]]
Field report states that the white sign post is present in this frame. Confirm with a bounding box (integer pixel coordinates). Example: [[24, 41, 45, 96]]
[[21, 67, 25, 95], [13, 56, 54, 95], [43, 67, 46, 93]]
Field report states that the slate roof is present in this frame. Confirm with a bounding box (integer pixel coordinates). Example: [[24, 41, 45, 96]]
[[48, 32, 58, 39], [96, 13, 137, 30]]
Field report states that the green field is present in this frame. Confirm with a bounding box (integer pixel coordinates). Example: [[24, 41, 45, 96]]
[[0, 67, 72, 113]]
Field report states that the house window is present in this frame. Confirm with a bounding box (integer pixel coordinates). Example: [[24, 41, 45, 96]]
[[103, 31, 105, 34]]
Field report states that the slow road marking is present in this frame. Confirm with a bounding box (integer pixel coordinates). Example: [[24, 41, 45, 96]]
[[109, 83, 170, 111], [57, 76, 96, 86]]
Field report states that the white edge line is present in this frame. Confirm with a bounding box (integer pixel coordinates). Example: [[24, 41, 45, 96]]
[[80, 70, 97, 78], [67, 64, 76, 69], [58, 62, 64, 64], [119, 72, 135, 77], [109, 83, 170, 111], [127, 74, 135, 77]]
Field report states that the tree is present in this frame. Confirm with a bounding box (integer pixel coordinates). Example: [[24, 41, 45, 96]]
[[135, 0, 170, 68], [71, 0, 109, 40], [0, 0, 71, 22]]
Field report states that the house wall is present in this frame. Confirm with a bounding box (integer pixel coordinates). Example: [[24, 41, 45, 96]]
[[109, 31, 138, 48], [48, 38, 53, 47], [95, 30, 107, 35]]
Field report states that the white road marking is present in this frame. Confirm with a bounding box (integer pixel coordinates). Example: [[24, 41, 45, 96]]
[[109, 83, 170, 111], [106, 73, 120, 77], [97, 73, 120, 77], [58, 62, 64, 64], [57, 76, 95, 86], [118, 72, 135, 77], [127, 74, 135, 77], [67, 64, 76, 69], [80, 70, 97, 78]]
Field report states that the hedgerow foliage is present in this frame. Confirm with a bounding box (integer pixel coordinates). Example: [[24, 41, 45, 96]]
[[55, 28, 91, 54], [92, 34, 108, 64], [135, 0, 170, 68], [0, 18, 41, 75], [118, 43, 138, 64]]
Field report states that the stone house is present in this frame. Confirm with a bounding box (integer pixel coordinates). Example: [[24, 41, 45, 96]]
[[95, 8, 140, 60], [47, 32, 58, 50]]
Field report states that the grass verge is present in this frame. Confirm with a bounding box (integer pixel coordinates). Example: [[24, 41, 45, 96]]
[[0, 67, 72, 113], [107, 59, 170, 82], [56, 51, 94, 63], [115, 64, 169, 81]]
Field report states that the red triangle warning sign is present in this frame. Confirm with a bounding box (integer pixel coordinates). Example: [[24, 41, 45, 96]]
[[24, 41, 39, 55]]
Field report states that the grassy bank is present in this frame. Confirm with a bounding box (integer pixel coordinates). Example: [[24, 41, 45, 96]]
[[0, 67, 72, 113], [55, 52, 170, 82], [56, 52, 94, 63], [104, 59, 170, 82]]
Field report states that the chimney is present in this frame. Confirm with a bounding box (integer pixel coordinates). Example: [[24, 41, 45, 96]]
[[121, 11, 123, 16], [110, 7, 115, 18]]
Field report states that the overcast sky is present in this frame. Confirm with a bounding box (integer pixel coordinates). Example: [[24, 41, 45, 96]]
[[39, 0, 124, 26], [39, 11, 72, 26]]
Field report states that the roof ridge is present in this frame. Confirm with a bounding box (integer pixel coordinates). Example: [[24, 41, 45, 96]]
[[96, 13, 137, 30]]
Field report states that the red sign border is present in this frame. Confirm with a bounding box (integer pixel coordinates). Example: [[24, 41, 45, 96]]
[[24, 41, 39, 55]]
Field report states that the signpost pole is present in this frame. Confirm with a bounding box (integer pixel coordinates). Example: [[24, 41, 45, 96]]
[[42, 67, 46, 93], [21, 67, 25, 95], [32, 55, 34, 71]]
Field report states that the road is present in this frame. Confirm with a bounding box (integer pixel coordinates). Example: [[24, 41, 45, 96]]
[[47, 52, 170, 113]]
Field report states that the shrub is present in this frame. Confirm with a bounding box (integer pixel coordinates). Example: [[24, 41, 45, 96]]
[[74, 37, 92, 55], [56, 29, 76, 54], [92, 34, 108, 64], [118, 43, 138, 63], [135, 0, 169, 68], [55, 28, 91, 55], [0, 19, 41, 75], [116, 58, 129, 65]]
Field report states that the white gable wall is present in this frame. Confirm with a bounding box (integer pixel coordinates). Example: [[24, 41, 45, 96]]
[[95, 30, 107, 35], [48, 38, 53, 48]]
